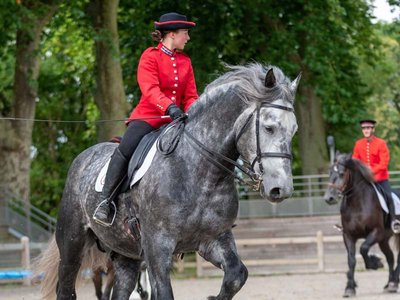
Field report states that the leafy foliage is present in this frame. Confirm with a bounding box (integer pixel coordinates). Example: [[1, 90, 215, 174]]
[[30, 2, 97, 216]]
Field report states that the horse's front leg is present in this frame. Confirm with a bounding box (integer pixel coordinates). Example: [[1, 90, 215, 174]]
[[199, 230, 248, 300], [343, 233, 357, 297], [141, 235, 175, 300], [110, 254, 142, 300], [359, 229, 383, 270]]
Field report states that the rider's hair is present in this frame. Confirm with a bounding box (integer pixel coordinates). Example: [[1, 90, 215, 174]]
[[151, 30, 172, 42]]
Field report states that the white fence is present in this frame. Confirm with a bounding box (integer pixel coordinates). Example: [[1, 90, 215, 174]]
[[0, 237, 46, 285], [237, 171, 400, 218]]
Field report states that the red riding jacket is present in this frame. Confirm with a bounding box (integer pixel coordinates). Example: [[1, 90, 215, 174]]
[[352, 136, 390, 182], [128, 43, 198, 128]]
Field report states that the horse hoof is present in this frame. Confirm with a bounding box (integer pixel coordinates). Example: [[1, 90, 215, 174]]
[[384, 282, 398, 293], [207, 297, 217, 300], [343, 288, 356, 298]]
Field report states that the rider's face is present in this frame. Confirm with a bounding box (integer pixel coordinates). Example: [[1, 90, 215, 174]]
[[361, 124, 375, 139], [170, 29, 190, 50]]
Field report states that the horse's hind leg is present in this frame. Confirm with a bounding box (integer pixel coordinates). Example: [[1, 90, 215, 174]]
[[199, 230, 248, 300], [55, 225, 86, 300], [55, 189, 91, 300], [379, 237, 398, 293], [110, 253, 141, 299]]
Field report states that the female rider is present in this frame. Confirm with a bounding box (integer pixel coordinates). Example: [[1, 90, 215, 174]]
[[93, 12, 198, 226]]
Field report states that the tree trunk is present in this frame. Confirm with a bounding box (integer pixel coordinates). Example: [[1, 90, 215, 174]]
[[296, 82, 329, 175], [91, 0, 130, 142], [0, 1, 60, 204]]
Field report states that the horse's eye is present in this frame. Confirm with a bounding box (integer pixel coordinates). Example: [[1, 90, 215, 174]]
[[264, 126, 275, 134]]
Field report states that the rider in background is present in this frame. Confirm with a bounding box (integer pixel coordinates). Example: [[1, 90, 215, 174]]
[[352, 119, 400, 234], [93, 12, 198, 226]]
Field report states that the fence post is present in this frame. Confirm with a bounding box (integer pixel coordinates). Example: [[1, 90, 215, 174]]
[[316, 230, 324, 272], [21, 236, 31, 286], [196, 253, 203, 277]]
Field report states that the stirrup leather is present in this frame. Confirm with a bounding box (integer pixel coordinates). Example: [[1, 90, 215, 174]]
[[93, 200, 117, 227]]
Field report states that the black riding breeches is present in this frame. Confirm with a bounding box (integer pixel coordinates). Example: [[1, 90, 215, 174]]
[[118, 120, 155, 159]]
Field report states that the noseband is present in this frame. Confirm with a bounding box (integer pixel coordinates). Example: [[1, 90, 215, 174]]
[[183, 102, 294, 191]]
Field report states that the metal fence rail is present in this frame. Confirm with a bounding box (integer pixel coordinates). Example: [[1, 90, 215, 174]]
[[237, 171, 400, 218], [3, 171, 400, 234]]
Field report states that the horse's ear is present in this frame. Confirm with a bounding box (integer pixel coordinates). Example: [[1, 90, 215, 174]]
[[265, 68, 276, 88], [290, 72, 302, 94]]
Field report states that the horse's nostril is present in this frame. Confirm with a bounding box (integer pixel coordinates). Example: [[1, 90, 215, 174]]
[[270, 187, 280, 197]]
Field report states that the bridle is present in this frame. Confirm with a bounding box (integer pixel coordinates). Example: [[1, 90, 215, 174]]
[[328, 161, 358, 199], [178, 101, 294, 191], [237, 102, 294, 172]]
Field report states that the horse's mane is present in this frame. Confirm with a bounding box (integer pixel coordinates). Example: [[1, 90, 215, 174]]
[[205, 63, 292, 103], [188, 63, 293, 118], [344, 158, 375, 186]]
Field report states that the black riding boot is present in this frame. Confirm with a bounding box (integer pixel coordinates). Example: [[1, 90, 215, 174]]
[[93, 148, 128, 226]]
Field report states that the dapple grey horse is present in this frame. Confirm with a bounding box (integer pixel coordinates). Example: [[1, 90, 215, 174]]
[[35, 63, 300, 299]]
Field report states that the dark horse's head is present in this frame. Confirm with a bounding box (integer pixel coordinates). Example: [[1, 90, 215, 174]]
[[324, 151, 375, 205], [324, 151, 351, 205]]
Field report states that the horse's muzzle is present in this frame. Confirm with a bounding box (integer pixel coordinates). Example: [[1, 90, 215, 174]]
[[325, 197, 338, 205]]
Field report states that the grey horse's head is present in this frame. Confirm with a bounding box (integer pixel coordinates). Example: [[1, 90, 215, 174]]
[[324, 151, 351, 205], [233, 64, 301, 203]]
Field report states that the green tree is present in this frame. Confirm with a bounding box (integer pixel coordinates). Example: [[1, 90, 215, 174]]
[[88, 0, 130, 142], [31, 2, 98, 216], [0, 0, 61, 205]]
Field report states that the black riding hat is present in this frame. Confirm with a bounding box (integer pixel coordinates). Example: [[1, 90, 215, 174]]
[[154, 12, 196, 31], [359, 119, 376, 125]]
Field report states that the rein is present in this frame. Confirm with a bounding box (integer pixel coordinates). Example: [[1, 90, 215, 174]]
[[158, 102, 294, 191]]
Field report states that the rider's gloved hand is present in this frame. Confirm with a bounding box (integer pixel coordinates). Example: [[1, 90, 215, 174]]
[[166, 103, 186, 120]]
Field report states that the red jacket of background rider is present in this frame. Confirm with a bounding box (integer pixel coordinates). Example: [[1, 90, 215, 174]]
[[352, 136, 390, 182]]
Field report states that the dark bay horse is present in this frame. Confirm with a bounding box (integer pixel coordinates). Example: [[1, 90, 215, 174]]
[[35, 63, 300, 300], [324, 151, 400, 297]]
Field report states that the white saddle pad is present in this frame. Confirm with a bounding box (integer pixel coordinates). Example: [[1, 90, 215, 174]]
[[95, 141, 158, 192], [372, 183, 400, 215]]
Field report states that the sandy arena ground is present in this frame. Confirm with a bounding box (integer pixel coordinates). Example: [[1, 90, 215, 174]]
[[0, 270, 398, 300]]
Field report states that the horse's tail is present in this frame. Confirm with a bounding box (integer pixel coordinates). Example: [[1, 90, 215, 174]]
[[31, 235, 60, 299], [32, 234, 109, 299]]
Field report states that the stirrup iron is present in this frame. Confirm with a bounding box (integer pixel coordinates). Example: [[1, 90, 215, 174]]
[[93, 200, 117, 227]]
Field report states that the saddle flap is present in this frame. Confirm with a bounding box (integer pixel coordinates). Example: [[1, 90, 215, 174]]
[[127, 129, 162, 178], [372, 184, 400, 215], [95, 128, 163, 193]]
